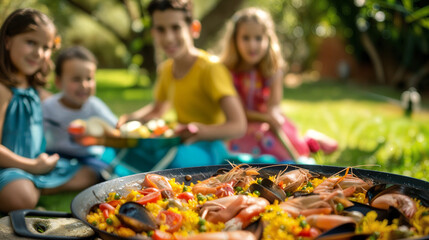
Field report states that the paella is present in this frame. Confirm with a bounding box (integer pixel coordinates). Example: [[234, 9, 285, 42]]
[[84, 164, 429, 240]]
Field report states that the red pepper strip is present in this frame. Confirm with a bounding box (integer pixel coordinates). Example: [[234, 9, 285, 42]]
[[99, 203, 115, 219], [135, 191, 161, 205], [107, 200, 121, 207]]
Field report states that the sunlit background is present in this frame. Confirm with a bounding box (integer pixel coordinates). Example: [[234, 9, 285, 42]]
[[1, 0, 429, 211], [2, 0, 428, 92]]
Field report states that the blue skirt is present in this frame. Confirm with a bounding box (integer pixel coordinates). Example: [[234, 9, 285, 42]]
[[0, 158, 81, 190]]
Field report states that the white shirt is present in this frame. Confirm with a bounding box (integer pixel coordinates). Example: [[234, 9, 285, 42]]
[[42, 93, 117, 157]]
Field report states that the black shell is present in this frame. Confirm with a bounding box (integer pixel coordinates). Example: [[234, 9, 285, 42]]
[[249, 178, 286, 203], [260, 178, 287, 200], [315, 222, 369, 240], [367, 184, 429, 207], [117, 202, 158, 232], [346, 201, 410, 226]]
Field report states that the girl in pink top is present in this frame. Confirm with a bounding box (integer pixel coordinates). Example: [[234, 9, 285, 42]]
[[219, 7, 338, 162]]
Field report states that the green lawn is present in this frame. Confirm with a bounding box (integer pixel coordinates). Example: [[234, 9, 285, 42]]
[[282, 82, 429, 180], [38, 69, 429, 212]]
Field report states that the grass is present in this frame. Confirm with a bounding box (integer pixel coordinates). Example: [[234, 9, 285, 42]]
[[38, 69, 429, 212]]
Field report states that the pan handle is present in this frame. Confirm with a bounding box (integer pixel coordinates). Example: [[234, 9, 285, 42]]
[[9, 209, 93, 240]]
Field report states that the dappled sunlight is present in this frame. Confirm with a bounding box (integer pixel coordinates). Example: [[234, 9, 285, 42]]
[[96, 69, 152, 88], [284, 71, 321, 88]]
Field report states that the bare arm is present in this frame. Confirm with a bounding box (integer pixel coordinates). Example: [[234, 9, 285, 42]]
[[267, 70, 299, 159], [37, 87, 53, 101], [182, 95, 246, 144], [0, 83, 59, 173], [0, 83, 11, 144], [116, 101, 170, 128]]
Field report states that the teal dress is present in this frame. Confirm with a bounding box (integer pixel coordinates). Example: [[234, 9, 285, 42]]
[[117, 140, 230, 174], [0, 87, 81, 190]]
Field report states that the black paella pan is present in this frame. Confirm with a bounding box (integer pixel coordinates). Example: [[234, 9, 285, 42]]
[[69, 164, 429, 240], [10, 164, 429, 240]]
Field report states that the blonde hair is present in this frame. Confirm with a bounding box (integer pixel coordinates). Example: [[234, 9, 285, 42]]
[[219, 7, 285, 78]]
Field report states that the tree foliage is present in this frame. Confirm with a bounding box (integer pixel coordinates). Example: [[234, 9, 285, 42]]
[[1, 0, 428, 89], [327, 0, 429, 88]]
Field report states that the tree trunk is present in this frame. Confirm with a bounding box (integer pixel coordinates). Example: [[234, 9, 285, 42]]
[[392, 65, 406, 86], [408, 61, 429, 88], [360, 32, 385, 84], [141, 44, 156, 84], [65, 0, 130, 45]]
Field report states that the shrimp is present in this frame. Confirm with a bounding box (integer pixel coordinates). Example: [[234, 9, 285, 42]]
[[274, 168, 313, 193], [199, 195, 269, 230], [306, 214, 356, 231], [142, 173, 172, 190], [176, 230, 256, 240], [279, 194, 332, 218], [192, 164, 260, 197], [371, 193, 417, 219], [313, 167, 372, 197], [279, 190, 353, 218], [142, 174, 174, 199]]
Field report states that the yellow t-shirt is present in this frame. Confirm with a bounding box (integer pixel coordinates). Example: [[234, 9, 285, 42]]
[[154, 50, 236, 125]]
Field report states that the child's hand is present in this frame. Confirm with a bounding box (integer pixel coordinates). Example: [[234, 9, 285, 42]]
[[31, 153, 59, 175], [174, 123, 200, 144], [116, 114, 130, 129], [266, 110, 285, 129]]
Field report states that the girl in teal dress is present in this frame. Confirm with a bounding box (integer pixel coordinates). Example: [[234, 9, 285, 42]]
[[0, 9, 94, 212]]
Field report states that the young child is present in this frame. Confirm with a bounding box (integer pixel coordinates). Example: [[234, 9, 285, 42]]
[[43, 46, 117, 181], [117, 0, 246, 171], [219, 7, 338, 162], [0, 9, 93, 212]]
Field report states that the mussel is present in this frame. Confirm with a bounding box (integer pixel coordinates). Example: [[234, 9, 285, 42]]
[[249, 178, 286, 203], [260, 178, 287, 200], [117, 202, 158, 232], [367, 184, 429, 207], [345, 201, 410, 226], [315, 222, 370, 240], [365, 183, 429, 221]]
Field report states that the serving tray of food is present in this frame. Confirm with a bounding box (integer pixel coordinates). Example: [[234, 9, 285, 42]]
[[68, 118, 182, 149]]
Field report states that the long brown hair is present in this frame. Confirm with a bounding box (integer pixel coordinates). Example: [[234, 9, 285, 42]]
[[0, 8, 59, 88], [219, 7, 285, 78]]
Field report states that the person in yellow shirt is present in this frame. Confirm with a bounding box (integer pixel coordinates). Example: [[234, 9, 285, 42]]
[[117, 0, 246, 170]]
